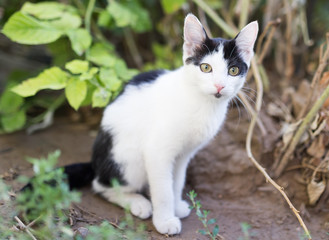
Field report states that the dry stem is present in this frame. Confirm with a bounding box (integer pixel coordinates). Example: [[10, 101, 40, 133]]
[[298, 33, 329, 119], [14, 216, 37, 240], [275, 34, 329, 177], [257, 19, 281, 64], [247, 58, 312, 239]]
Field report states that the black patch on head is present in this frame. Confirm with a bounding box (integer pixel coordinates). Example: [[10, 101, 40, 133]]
[[185, 35, 221, 65], [128, 70, 166, 86], [223, 39, 248, 76], [91, 128, 126, 186]]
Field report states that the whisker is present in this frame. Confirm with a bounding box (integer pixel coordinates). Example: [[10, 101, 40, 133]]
[[235, 95, 251, 121], [231, 98, 241, 130]]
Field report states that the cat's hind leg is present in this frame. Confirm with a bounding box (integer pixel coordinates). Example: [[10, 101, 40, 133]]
[[92, 179, 152, 219]]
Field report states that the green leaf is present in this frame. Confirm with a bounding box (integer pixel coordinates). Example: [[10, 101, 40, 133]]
[[65, 78, 87, 110], [65, 60, 89, 74], [107, 2, 132, 28], [107, 1, 151, 32], [67, 28, 92, 55], [87, 43, 116, 67], [113, 60, 138, 81], [48, 12, 81, 31], [161, 0, 186, 14], [198, 229, 207, 235], [2, 12, 63, 44], [80, 67, 99, 81], [21, 2, 78, 20], [12, 67, 68, 97], [98, 10, 112, 27], [99, 67, 122, 91], [1, 110, 26, 133], [92, 88, 112, 108], [212, 225, 219, 236], [0, 89, 23, 114], [207, 218, 216, 225]]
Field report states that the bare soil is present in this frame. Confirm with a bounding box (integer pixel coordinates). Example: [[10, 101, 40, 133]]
[[1, 107, 329, 239]]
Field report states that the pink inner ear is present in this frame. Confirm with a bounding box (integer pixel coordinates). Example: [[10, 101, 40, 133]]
[[184, 14, 206, 49], [235, 21, 258, 62]]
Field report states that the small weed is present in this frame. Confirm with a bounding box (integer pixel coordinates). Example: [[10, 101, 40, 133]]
[[0, 150, 147, 240], [187, 190, 220, 240]]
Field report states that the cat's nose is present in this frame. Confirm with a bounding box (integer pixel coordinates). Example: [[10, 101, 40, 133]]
[[215, 84, 224, 93]]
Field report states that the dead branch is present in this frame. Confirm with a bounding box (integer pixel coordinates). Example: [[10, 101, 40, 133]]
[[298, 33, 329, 119], [275, 35, 329, 177], [247, 58, 311, 239], [257, 18, 281, 65], [14, 216, 37, 240]]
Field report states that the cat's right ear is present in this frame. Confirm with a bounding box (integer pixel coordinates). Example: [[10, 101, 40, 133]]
[[183, 14, 207, 60]]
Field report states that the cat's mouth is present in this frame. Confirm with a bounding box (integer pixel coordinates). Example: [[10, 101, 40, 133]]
[[214, 93, 222, 98]]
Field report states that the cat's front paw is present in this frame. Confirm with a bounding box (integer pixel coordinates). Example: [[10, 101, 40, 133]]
[[130, 198, 152, 219], [153, 216, 181, 235], [175, 200, 191, 218]]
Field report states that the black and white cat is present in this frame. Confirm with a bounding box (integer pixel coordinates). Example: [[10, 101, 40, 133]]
[[65, 14, 258, 235]]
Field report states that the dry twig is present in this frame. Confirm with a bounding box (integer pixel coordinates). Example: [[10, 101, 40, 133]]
[[298, 33, 329, 119], [14, 216, 37, 240], [275, 34, 329, 177], [247, 58, 312, 239]]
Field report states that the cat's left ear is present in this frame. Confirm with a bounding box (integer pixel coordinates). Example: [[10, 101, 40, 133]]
[[183, 14, 207, 61], [235, 21, 259, 63]]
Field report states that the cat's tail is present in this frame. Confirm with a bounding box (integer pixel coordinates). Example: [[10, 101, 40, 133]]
[[21, 162, 95, 192]]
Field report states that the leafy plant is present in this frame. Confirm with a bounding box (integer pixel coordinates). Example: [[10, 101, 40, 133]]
[[187, 190, 220, 240], [0, 1, 144, 133], [0, 150, 147, 239]]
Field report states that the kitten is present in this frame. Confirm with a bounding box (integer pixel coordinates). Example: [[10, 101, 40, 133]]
[[63, 14, 257, 235]]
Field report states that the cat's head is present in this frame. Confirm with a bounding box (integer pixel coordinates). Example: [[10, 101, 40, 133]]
[[183, 14, 258, 100]]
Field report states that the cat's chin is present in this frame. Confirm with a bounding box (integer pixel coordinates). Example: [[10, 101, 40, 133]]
[[214, 93, 222, 98]]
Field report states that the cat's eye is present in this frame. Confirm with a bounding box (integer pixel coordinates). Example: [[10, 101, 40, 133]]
[[228, 66, 240, 76], [200, 63, 212, 73]]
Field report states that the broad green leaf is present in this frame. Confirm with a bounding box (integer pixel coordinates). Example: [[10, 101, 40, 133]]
[[92, 88, 111, 108], [12, 67, 68, 97], [129, 4, 151, 33], [65, 60, 89, 74], [2, 12, 63, 44], [80, 67, 99, 81], [161, 0, 186, 13], [65, 78, 87, 110], [99, 67, 122, 91], [67, 28, 92, 55], [48, 12, 81, 30], [207, 218, 216, 225], [107, 1, 151, 32], [113, 60, 139, 81], [1, 110, 26, 133], [98, 10, 112, 27], [87, 43, 116, 67], [212, 225, 219, 236], [99, 67, 117, 86], [0, 89, 23, 114], [107, 2, 132, 28], [198, 229, 207, 235], [21, 2, 78, 20]]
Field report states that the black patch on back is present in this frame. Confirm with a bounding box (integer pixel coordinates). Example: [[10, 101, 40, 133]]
[[128, 70, 166, 86], [91, 128, 126, 186]]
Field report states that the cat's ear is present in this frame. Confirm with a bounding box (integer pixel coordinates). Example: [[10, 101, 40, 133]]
[[183, 14, 207, 60], [235, 21, 259, 63]]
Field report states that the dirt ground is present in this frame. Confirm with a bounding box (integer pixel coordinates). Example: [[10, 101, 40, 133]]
[[1, 107, 329, 239]]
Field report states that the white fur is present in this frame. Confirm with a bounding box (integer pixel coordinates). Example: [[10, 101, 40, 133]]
[[93, 14, 258, 235]]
